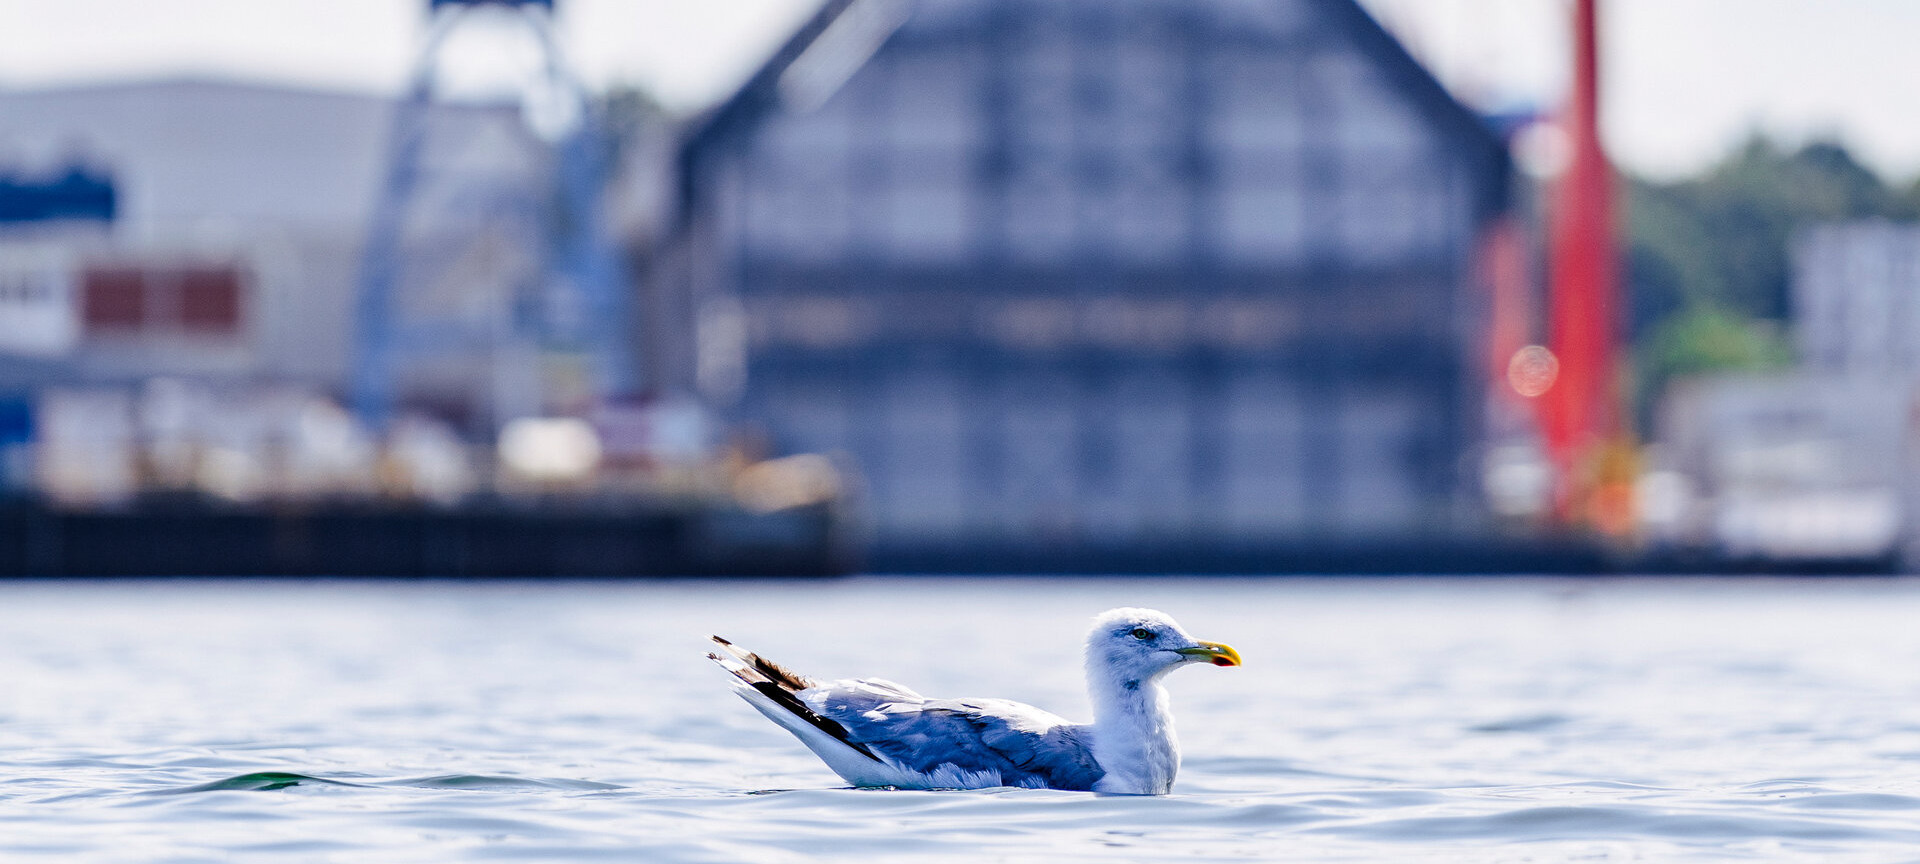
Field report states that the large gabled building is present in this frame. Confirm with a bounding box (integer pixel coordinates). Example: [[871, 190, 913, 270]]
[[662, 0, 1512, 568]]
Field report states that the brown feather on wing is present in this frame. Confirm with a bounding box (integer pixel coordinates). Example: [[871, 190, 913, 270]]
[[711, 635, 817, 691], [709, 636, 880, 762]]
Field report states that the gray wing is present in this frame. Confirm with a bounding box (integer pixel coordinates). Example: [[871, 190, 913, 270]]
[[801, 678, 1104, 791]]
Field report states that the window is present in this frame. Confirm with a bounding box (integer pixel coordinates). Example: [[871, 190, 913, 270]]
[[81, 267, 142, 330], [885, 51, 984, 153], [1207, 54, 1306, 157], [1004, 168, 1077, 262], [1109, 176, 1190, 263], [1219, 178, 1306, 264], [884, 176, 972, 262], [1339, 177, 1447, 264], [81, 264, 244, 336], [744, 171, 853, 263]]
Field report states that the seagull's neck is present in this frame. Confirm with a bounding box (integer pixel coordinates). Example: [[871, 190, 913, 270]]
[[1086, 668, 1179, 795]]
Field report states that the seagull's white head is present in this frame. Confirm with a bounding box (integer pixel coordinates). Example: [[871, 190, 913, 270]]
[[1084, 607, 1241, 690]]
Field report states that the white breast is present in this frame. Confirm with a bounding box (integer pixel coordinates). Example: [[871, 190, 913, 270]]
[[1089, 683, 1180, 794]]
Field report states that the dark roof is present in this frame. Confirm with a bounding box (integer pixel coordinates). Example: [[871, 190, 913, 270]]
[[676, 0, 1512, 222], [1321, 1, 1512, 215], [673, 0, 857, 221]]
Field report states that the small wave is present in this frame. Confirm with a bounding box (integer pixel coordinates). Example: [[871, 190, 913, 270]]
[[1468, 713, 1572, 734], [1533, 780, 1671, 792], [151, 771, 625, 795], [1774, 793, 1920, 812], [1293, 789, 1452, 810], [1329, 803, 1899, 844], [1738, 778, 1827, 792], [1183, 755, 1400, 783], [153, 772, 369, 794], [384, 774, 624, 791], [156, 755, 285, 770]]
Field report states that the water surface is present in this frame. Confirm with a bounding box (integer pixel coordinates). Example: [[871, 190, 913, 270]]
[[5, 576, 1920, 862]]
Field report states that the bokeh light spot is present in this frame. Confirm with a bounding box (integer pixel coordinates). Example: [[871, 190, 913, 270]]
[[1508, 345, 1558, 398]]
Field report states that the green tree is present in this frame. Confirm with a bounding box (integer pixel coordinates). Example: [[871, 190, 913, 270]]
[[1624, 135, 1913, 424], [1627, 135, 1912, 324]]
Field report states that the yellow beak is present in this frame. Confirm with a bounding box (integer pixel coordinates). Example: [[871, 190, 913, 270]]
[[1175, 640, 1242, 667]]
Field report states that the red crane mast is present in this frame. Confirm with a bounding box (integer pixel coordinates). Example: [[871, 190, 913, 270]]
[[1539, 0, 1629, 529]]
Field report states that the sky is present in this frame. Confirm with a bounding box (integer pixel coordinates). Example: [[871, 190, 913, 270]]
[[3, 0, 1920, 182], [1365, 0, 1920, 181]]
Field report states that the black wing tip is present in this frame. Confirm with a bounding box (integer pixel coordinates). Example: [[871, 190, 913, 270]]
[[706, 636, 880, 764], [746, 680, 882, 763]]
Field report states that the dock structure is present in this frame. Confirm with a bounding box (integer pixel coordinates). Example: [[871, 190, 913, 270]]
[[0, 499, 845, 578]]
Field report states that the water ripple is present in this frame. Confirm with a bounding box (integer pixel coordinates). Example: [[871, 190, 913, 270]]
[[153, 772, 369, 794], [1337, 803, 1896, 844], [385, 774, 626, 792], [5, 577, 1920, 862]]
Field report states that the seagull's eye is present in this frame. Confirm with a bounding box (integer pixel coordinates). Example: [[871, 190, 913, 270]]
[[1130, 628, 1154, 641]]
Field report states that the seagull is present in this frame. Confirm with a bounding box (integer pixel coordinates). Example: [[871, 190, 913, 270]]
[[707, 607, 1241, 794]]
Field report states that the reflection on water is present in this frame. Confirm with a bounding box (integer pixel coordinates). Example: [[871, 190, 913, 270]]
[[4, 576, 1920, 861]]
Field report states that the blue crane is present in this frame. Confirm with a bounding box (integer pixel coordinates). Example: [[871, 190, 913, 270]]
[[352, 0, 631, 432]]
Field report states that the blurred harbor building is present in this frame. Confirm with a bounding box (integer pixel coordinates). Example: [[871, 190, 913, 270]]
[[1647, 220, 1920, 568], [1795, 220, 1920, 377], [658, 0, 1514, 569], [0, 80, 541, 415], [0, 69, 837, 574], [0, 0, 1542, 574]]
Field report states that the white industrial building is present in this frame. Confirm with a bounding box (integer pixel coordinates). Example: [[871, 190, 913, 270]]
[[1647, 219, 1920, 566], [0, 77, 598, 412]]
